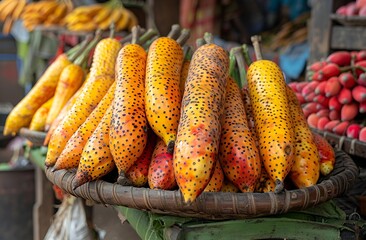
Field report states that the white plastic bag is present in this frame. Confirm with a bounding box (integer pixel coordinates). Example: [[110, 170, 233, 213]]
[[44, 195, 93, 240]]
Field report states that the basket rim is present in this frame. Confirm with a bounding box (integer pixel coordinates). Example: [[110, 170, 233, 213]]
[[310, 127, 366, 158], [44, 150, 359, 220]]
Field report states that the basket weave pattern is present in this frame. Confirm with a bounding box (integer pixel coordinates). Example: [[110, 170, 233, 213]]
[[45, 150, 359, 220]]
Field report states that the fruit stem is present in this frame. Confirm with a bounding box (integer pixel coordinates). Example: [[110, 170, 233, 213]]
[[131, 25, 140, 45], [167, 24, 181, 40], [109, 22, 115, 38], [233, 46, 247, 87], [229, 48, 240, 87], [121, 28, 146, 44], [67, 34, 93, 62], [250, 35, 263, 61], [74, 29, 103, 66], [176, 28, 191, 46], [241, 44, 253, 66], [138, 28, 158, 46], [203, 32, 213, 44], [196, 38, 206, 48], [143, 35, 158, 50], [183, 45, 193, 61]]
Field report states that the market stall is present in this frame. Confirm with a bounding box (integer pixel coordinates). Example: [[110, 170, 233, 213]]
[[1, 0, 366, 240]]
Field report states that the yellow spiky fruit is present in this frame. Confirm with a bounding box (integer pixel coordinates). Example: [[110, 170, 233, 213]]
[[287, 86, 320, 188], [174, 41, 229, 203], [246, 60, 295, 193], [73, 104, 115, 189], [145, 37, 184, 153], [110, 42, 148, 178]]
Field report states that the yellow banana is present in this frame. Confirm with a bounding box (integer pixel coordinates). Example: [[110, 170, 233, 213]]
[[115, 8, 130, 31], [12, 0, 26, 20], [93, 7, 112, 24], [0, 0, 17, 21]]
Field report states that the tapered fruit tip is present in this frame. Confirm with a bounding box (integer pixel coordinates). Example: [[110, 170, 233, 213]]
[[117, 172, 133, 186], [274, 180, 284, 193], [320, 162, 334, 176], [72, 171, 88, 190], [167, 141, 175, 154]]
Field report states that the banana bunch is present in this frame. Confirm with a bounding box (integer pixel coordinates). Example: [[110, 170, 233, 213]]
[[21, 0, 73, 31], [64, 1, 138, 32], [0, 0, 27, 35]]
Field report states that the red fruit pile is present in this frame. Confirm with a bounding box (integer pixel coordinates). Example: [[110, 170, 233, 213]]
[[289, 50, 366, 143], [336, 0, 366, 17]]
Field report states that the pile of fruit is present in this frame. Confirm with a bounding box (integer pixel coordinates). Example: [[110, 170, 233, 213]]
[[336, 0, 366, 16], [0, 0, 138, 34], [63, 1, 137, 32], [3, 25, 336, 204], [290, 50, 366, 142]]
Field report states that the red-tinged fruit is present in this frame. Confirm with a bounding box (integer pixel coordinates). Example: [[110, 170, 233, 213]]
[[316, 109, 330, 118], [341, 102, 359, 121], [311, 71, 324, 82], [346, 123, 362, 139], [295, 81, 309, 92], [148, 138, 177, 190], [219, 78, 261, 192], [356, 50, 366, 62], [357, 73, 366, 87], [174, 39, 229, 203], [324, 77, 341, 97], [329, 96, 342, 111], [346, 2, 358, 16], [333, 121, 350, 136], [317, 116, 330, 130], [355, 60, 366, 76], [338, 88, 353, 105], [352, 85, 366, 103], [314, 95, 329, 108], [295, 92, 306, 104], [359, 5, 366, 16], [315, 81, 327, 95], [307, 61, 326, 72], [336, 6, 347, 15], [329, 109, 340, 120], [319, 63, 340, 79], [301, 81, 318, 96], [312, 133, 335, 176], [326, 51, 351, 66], [356, 0, 366, 10], [307, 113, 320, 128], [304, 92, 317, 103], [359, 127, 366, 142], [338, 72, 356, 89], [360, 101, 366, 113], [324, 120, 340, 132], [126, 134, 156, 187], [288, 82, 299, 93], [303, 102, 320, 113]]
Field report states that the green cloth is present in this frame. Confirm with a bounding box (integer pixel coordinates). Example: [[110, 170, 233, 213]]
[[116, 200, 366, 240]]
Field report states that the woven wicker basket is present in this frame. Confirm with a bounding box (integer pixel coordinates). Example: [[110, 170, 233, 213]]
[[44, 150, 358, 220], [19, 128, 359, 219], [330, 14, 366, 26], [19, 128, 46, 146]]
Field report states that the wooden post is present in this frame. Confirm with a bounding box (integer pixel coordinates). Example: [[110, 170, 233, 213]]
[[33, 167, 54, 240], [308, 0, 333, 64]]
